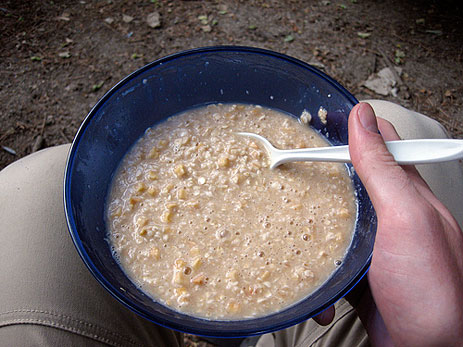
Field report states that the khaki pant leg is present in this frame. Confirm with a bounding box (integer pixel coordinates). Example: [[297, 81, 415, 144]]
[[254, 300, 369, 347], [365, 99, 463, 228], [254, 100, 463, 347], [0, 144, 183, 347]]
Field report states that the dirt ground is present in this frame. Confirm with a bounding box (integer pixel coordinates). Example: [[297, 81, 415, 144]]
[[1, 0, 463, 171], [0, 0, 462, 344]]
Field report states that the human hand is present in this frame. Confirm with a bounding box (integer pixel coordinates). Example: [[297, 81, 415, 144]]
[[314, 102, 463, 345], [342, 102, 463, 346]]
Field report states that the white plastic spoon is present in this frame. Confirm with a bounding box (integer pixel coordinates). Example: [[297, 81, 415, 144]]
[[237, 132, 463, 169]]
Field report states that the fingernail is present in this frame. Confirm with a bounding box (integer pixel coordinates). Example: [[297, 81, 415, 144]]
[[358, 103, 378, 133]]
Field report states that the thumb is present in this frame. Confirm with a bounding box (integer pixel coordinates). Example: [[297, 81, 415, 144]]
[[348, 103, 412, 212]]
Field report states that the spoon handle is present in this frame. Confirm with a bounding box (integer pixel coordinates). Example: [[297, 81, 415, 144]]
[[274, 139, 463, 166]]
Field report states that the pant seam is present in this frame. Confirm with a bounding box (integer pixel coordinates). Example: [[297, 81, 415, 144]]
[[0, 309, 140, 347]]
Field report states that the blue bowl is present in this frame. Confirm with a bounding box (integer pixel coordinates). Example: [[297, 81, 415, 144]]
[[64, 46, 376, 338]]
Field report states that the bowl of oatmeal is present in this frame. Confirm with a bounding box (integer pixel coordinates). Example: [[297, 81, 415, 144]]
[[65, 46, 377, 337]]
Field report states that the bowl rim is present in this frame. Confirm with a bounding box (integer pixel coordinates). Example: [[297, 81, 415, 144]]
[[64, 45, 369, 338]]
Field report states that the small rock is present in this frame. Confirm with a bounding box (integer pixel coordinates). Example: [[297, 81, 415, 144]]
[[198, 15, 208, 25], [201, 25, 212, 32], [122, 14, 133, 23], [218, 4, 228, 13], [104, 17, 114, 24], [46, 115, 55, 125], [57, 12, 71, 21], [394, 49, 405, 64], [146, 12, 161, 28], [308, 59, 325, 70], [363, 67, 403, 96], [58, 51, 71, 58], [444, 89, 454, 98], [284, 34, 294, 42]]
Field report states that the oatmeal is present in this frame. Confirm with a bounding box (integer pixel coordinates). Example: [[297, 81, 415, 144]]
[[318, 106, 328, 125], [107, 104, 356, 319]]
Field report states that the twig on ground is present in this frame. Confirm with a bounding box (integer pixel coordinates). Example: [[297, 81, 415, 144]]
[[0, 70, 17, 75], [31, 135, 44, 153], [32, 114, 48, 153], [0, 128, 15, 143], [1, 145, 17, 156], [60, 128, 71, 143]]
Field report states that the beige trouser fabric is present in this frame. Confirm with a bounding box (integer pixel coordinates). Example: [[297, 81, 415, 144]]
[[0, 100, 461, 347], [364, 99, 463, 227], [0, 145, 183, 347]]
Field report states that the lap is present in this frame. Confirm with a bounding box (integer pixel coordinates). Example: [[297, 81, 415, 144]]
[[0, 145, 182, 347]]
